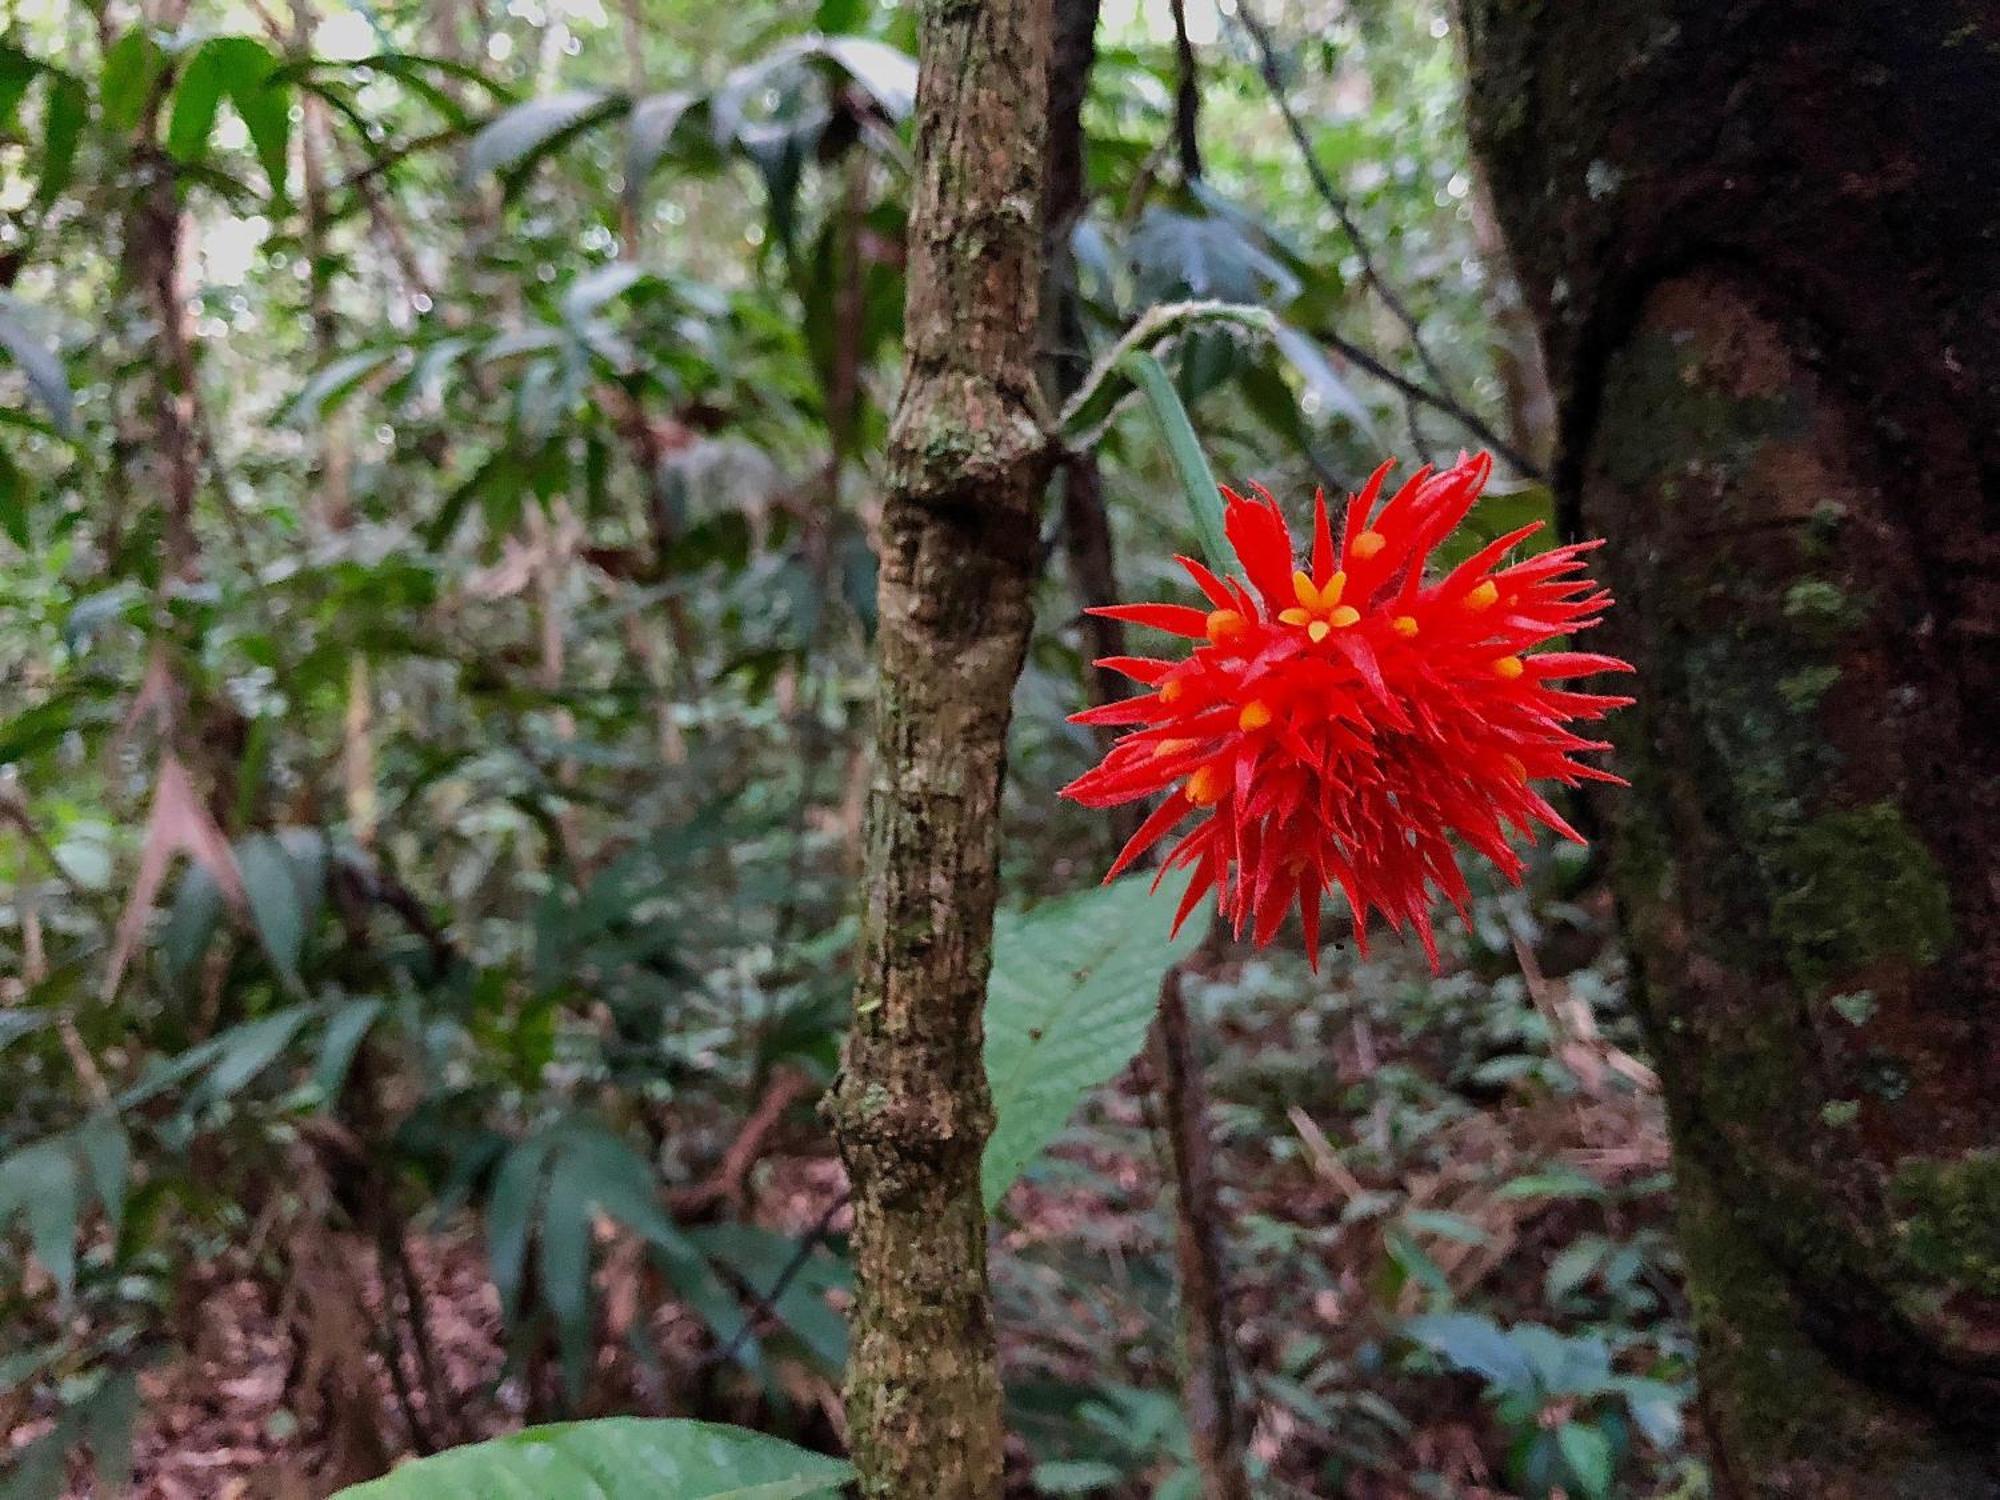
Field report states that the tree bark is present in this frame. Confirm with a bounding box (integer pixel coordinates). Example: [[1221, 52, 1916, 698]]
[[826, 0, 1051, 1495], [1149, 954, 1252, 1500], [1463, 3, 2000, 1494]]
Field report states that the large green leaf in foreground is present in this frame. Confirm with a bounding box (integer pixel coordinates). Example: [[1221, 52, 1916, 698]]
[[330, 1418, 851, 1500], [983, 875, 1201, 1208]]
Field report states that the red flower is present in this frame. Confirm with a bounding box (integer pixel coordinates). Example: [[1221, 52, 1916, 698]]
[[1059, 453, 1633, 968]]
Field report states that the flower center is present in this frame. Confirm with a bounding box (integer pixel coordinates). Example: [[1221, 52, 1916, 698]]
[[1278, 569, 1360, 643]]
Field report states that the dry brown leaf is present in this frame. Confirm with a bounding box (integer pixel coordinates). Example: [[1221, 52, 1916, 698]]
[[103, 756, 248, 1000]]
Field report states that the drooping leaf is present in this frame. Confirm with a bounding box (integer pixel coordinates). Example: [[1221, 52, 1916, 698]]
[[327, 1418, 851, 1500], [0, 295, 74, 436], [982, 876, 1200, 1207], [818, 36, 917, 120], [1271, 322, 1380, 440], [464, 90, 626, 185], [167, 37, 279, 169], [625, 89, 697, 205], [101, 28, 166, 133], [37, 75, 87, 205], [237, 832, 306, 983], [0, 445, 29, 548]]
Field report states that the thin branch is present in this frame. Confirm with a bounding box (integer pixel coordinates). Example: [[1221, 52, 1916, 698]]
[[704, 1191, 850, 1371], [1167, 0, 1203, 182], [1313, 320, 1541, 477], [1232, 5, 1545, 480]]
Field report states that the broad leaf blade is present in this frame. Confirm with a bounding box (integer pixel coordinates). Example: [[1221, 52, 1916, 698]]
[[327, 1418, 851, 1499], [982, 876, 1199, 1208]]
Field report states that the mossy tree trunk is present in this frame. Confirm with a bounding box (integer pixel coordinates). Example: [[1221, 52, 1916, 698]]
[[1463, 3, 2000, 1493], [825, 0, 1050, 1495]]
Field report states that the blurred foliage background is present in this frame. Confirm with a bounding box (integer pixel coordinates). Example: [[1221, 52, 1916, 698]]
[[0, 0, 1697, 1495]]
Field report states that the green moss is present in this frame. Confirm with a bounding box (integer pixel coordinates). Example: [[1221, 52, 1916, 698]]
[[1770, 803, 1954, 992], [1672, 1154, 1854, 1462], [1597, 332, 1805, 491], [1892, 1153, 2000, 1297], [1778, 664, 1841, 711], [1782, 579, 1866, 639]]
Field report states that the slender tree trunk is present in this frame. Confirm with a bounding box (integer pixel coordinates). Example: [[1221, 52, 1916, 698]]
[[1149, 953, 1252, 1500], [1464, 4, 2000, 1493], [826, 0, 1051, 1494]]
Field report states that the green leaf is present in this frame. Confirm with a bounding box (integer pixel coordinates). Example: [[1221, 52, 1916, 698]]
[[237, 832, 312, 982], [1402, 1313, 1536, 1391], [1555, 1421, 1614, 1498], [38, 75, 87, 205], [229, 63, 291, 198], [191, 1007, 312, 1110], [1118, 349, 1228, 576], [313, 998, 384, 1101], [0, 296, 74, 435], [168, 38, 278, 166], [160, 863, 224, 981], [0, 444, 29, 548], [625, 89, 696, 206], [982, 876, 1200, 1208], [1270, 322, 1379, 440], [538, 1168, 596, 1401], [84, 1370, 139, 1495], [327, 1418, 852, 1500], [74, 1114, 128, 1234], [101, 29, 166, 133], [0, 1142, 80, 1301], [464, 90, 625, 185], [486, 1132, 560, 1321], [818, 37, 916, 120], [289, 348, 399, 424]]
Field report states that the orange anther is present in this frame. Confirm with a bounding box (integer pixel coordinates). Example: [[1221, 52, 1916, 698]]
[[1186, 764, 1226, 805], [1238, 700, 1273, 732]]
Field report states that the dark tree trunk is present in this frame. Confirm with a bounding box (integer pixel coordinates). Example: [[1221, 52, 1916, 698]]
[[1463, 3, 2000, 1494], [826, 0, 1051, 1494]]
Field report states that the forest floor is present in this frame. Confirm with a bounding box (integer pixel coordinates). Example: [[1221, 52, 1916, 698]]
[[45, 879, 1698, 1500]]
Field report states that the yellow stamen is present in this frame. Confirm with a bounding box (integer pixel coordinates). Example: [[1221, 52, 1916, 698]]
[[1238, 700, 1273, 732], [1185, 764, 1225, 806], [1205, 608, 1247, 644], [1278, 608, 1311, 627], [1291, 570, 1319, 609], [1351, 530, 1386, 560], [1308, 620, 1331, 643], [1329, 605, 1360, 629], [1493, 655, 1525, 680], [1465, 580, 1500, 611], [1392, 615, 1420, 638], [1159, 679, 1185, 704], [1152, 737, 1195, 759], [1324, 570, 1347, 605]]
